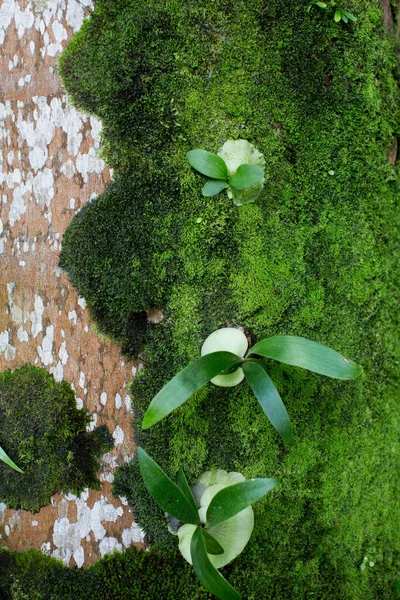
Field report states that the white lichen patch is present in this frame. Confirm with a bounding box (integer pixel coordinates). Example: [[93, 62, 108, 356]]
[[38, 324, 54, 366], [112, 425, 124, 446]]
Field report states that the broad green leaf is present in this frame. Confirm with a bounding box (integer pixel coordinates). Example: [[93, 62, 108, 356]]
[[343, 10, 357, 21], [202, 180, 228, 197], [138, 447, 200, 525], [206, 477, 278, 527], [341, 14, 348, 23], [187, 150, 228, 180], [334, 10, 341, 22], [202, 529, 225, 555], [248, 336, 363, 380], [191, 527, 241, 600], [0, 446, 23, 473], [228, 164, 264, 191], [142, 351, 240, 429], [242, 360, 295, 446], [316, 1, 327, 7], [176, 468, 199, 515]]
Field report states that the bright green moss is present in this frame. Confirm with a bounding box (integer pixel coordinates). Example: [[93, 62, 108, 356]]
[[0, 366, 112, 512], [57, 0, 400, 597]]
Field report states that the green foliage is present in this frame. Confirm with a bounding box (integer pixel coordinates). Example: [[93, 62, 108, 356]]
[[138, 449, 277, 599], [307, 1, 357, 23], [143, 333, 362, 445], [0, 365, 113, 512], [0, 446, 23, 473], [59, 0, 400, 597], [186, 146, 264, 202]]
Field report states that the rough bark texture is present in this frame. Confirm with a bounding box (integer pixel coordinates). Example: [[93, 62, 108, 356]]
[[0, 0, 145, 567]]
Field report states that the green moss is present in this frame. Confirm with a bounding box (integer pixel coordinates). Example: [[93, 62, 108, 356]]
[[0, 365, 112, 512], [58, 0, 400, 597], [0, 547, 209, 600]]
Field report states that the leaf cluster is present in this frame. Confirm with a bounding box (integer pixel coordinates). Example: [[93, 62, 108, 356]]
[[143, 335, 363, 446], [138, 447, 278, 599], [187, 149, 264, 203]]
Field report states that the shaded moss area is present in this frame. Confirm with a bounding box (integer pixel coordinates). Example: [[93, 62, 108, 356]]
[[0, 547, 209, 600], [58, 0, 400, 598], [0, 366, 113, 512]]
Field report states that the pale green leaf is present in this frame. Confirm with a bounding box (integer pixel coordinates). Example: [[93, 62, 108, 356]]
[[202, 180, 228, 197], [187, 150, 228, 180], [228, 164, 264, 190], [0, 446, 23, 473], [248, 336, 363, 380]]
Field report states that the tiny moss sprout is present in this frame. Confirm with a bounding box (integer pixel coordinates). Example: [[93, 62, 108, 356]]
[[187, 140, 265, 206], [138, 447, 278, 600], [307, 1, 357, 23], [142, 328, 363, 446]]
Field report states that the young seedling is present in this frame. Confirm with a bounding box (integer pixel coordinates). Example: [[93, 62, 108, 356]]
[[307, 0, 357, 23], [138, 447, 278, 600], [0, 445, 23, 473], [142, 328, 363, 446], [187, 140, 266, 206]]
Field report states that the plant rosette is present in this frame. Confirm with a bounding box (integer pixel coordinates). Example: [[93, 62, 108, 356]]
[[176, 469, 255, 569], [187, 139, 266, 206], [138, 447, 278, 600], [142, 328, 363, 446]]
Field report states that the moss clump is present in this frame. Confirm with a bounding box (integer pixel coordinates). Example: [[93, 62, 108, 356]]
[[0, 547, 208, 600], [0, 365, 113, 512], [59, 0, 400, 598]]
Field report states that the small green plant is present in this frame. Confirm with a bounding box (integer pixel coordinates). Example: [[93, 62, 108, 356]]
[[0, 446, 23, 473], [138, 447, 278, 600], [142, 328, 363, 446], [187, 140, 265, 206], [307, 1, 357, 23]]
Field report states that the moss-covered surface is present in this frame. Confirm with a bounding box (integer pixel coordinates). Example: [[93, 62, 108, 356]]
[[56, 0, 400, 598], [0, 546, 208, 599], [0, 365, 113, 512]]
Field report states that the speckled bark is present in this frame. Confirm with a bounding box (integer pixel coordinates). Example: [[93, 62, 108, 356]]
[[0, 0, 145, 567]]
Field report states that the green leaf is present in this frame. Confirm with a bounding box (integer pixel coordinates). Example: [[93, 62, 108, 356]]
[[202, 529, 225, 555], [316, 1, 327, 7], [202, 180, 228, 197], [176, 468, 199, 515], [0, 446, 23, 473], [191, 527, 241, 600], [334, 10, 342, 22], [206, 477, 278, 527], [341, 13, 348, 23], [342, 10, 357, 21], [187, 150, 228, 180], [248, 336, 363, 380], [242, 360, 295, 446], [142, 351, 240, 429], [138, 447, 200, 525], [228, 164, 264, 190]]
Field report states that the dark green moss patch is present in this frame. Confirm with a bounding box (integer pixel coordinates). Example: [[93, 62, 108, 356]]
[[0, 546, 209, 600], [0, 365, 113, 512], [59, 0, 400, 598]]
